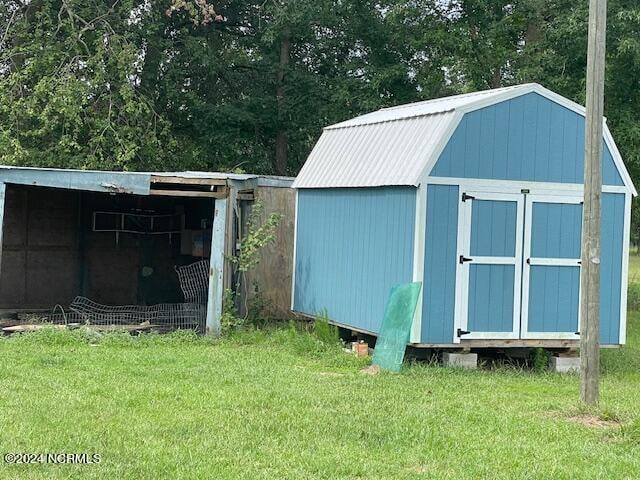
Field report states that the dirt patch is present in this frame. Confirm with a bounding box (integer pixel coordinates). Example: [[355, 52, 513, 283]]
[[566, 414, 621, 429], [360, 364, 382, 375]]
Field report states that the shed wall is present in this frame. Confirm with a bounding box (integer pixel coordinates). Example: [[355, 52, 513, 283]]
[[293, 187, 416, 333], [421, 184, 625, 344], [431, 92, 623, 186], [421, 185, 459, 343], [242, 186, 296, 318]]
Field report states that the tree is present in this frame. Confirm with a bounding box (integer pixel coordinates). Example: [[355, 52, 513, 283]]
[[0, 0, 177, 171]]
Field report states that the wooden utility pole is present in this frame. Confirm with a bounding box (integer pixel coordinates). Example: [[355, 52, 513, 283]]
[[581, 0, 607, 405]]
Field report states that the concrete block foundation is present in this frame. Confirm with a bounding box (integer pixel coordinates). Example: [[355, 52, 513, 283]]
[[442, 352, 478, 369], [550, 355, 580, 373]]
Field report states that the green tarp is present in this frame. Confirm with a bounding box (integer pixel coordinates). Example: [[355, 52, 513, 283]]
[[372, 282, 422, 373]]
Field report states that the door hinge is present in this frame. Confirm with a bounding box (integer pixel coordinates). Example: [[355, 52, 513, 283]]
[[461, 192, 475, 202], [459, 255, 473, 264], [575, 331, 580, 336], [526, 258, 531, 265], [457, 328, 471, 337]]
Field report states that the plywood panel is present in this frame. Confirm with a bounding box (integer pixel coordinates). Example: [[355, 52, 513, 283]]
[[244, 186, 296, 318], [0, 251, 26, 306], [3, 187, 27, 247], [26, 250, 79, 306]]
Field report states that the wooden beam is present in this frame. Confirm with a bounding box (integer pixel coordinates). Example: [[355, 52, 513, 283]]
[[206, 198, 227, 336], [237, 192, 255, 201], [149, 188, 229, 198], [150, 175, 227, 186], [581, 0, 607, 405]]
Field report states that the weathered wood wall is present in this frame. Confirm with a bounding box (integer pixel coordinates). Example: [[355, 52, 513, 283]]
[[242, 186, 295, 318]]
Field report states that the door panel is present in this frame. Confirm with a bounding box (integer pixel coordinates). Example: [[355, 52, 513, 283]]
[[528, 265, 580, 333], [455, 192, 523, 341], [470, 200, 517, 257], [468, 264, 515, 333], [522, 195, 582, 339]]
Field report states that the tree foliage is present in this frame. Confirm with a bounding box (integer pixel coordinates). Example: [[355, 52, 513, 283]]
[[0, 0, 638, 188]]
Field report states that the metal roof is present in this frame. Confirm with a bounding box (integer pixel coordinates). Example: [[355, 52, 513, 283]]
[[292, 83, 635, 194], [325, 84, 537, 130], [294, 112, 457, 189], [294, 84, 543, 189], [0, 166, 293, 195]]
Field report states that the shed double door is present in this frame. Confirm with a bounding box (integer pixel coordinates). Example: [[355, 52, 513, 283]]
[[455, 190, 582, 341]]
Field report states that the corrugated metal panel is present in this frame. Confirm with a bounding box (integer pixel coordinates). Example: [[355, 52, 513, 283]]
[[0, 167, 294, 193], [293, 187, 416, 334], [293, 112, 457, 188]]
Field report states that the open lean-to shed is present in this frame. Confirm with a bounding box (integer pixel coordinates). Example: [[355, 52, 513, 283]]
[[292, 83, 637, 349], [0, 168, 295, 334]]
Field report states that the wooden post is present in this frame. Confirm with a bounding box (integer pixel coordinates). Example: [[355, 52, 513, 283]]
[[581, 0, 607, 405], [206, 197, 227, 336]]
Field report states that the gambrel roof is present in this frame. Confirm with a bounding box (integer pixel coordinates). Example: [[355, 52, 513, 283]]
[[292, 83, 636, 195]]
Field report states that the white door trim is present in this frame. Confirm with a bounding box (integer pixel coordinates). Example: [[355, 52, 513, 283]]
[[454, 189, 524, 341], [521, 194, 582, 340]]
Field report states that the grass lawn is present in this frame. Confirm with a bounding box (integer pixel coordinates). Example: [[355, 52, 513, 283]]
[[628, 251, 640, 284], [0, 318, 639, 480]]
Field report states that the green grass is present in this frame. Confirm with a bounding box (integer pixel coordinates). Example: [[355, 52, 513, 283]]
[[0, 320, 638, 480], [628, 250, 640, 284]]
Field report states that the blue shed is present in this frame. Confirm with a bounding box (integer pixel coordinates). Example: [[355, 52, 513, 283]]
[[291, 84, 636, 348]]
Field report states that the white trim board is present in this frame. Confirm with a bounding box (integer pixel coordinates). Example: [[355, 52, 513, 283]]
[[620, 193, 632, 344], [454, 190, 525, 341], [290, 190, 299, 311], [424, 176, 628, 194], [520, 194, 582, 341], [410, 184, 427, 343]]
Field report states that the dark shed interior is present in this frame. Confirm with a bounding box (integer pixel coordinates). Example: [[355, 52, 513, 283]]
[[0, 184, 214, 310]]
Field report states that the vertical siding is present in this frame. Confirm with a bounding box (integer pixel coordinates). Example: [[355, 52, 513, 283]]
[[531, 203, 582, 259], [528, 266, 580, 333], [432, 93, 624, 186], [601, 193, 625, 344], [421, 185, 458, 343], [470, 200, 517, 257], [293, 187, 416, 334], [468, 264, 515, 332], [525, 196, 623, 343]]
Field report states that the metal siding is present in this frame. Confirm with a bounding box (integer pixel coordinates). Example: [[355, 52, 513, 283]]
[[601, 193, 624, 344], [432, 93, 624, 186], [528, 266, 580, 333], [531, 203, 583, 259], [468, 264, 515, 332], [421, 185, 458, 343], [293, 187, 415, 333]]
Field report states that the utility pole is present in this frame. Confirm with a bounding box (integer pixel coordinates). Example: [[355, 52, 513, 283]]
[[581, 0, 607, 405]]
